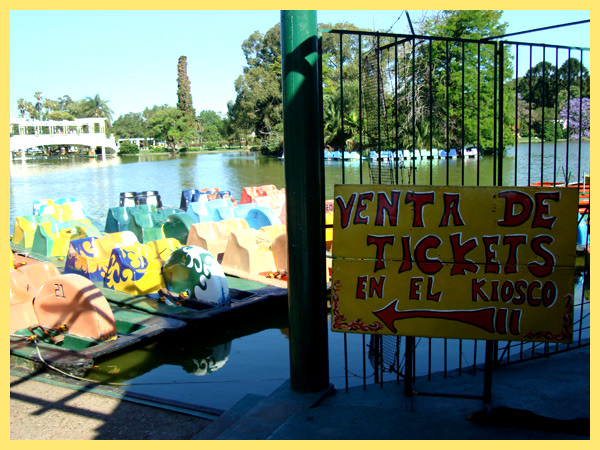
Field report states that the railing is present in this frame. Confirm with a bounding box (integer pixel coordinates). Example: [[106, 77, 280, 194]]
[[323, 27, 590, 391]]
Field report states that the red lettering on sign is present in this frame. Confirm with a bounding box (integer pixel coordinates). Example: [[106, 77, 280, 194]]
[[426, 276, 442, 301], [528, 235, 555, 277], [482, 235, 501, 274], [532, 191, 560, 229], [366, 235, 395, 272], [356, 275, 368, 299], [375, 190, 401, 226], [405, 191, 435, 227], [449, 233, 478, 275], [503, 234, 527, 274], [472, 278, 488, 301], [414, 235, 443, 275], [369, 276, 386, 299], [440, 193, 465, 227], [335, 193, 356, 230], [354, 192, 374, 225], [513, 280, 528, 305], [398, 236, 413, 274], [498, 190, 534, 227], [409, 277, 423, 300]]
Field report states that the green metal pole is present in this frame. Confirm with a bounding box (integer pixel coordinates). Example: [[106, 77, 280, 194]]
[[280, 10, 329, 393]]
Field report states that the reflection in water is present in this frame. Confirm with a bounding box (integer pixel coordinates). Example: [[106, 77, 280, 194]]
[[180, 342, 231, 376]]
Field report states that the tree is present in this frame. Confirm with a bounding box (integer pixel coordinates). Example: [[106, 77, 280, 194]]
[[415, 10, 514, 152], [117, 141, 140, 155], [518, 61, 558, 109], [228, 24, 283, 147], [197, 110, 225, 145], [560, 97, 590, 139], [147, 106, 197, 152], [16, 98, 27, 118], [80, 94, 114, 123], [111, 112, 148, 139], [34, 92, 43, 120], [177, 56, 195, 117], [558, 57, 590, 99]]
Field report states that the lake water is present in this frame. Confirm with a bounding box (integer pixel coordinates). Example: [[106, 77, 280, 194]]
[[9, 142, 590, 411]]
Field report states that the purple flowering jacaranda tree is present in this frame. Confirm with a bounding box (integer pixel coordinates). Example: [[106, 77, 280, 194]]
[[560, 97, 590, 139]]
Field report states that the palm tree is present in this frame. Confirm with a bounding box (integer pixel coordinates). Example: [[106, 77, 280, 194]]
[[34, 91, 43, 120], [16, 98, 27, 118], [81, 94, 114, 123]]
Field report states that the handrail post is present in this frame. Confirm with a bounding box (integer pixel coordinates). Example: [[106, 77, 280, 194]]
[[281, 10, 329, 393]]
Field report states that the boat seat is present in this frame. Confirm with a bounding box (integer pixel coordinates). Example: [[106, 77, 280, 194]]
[[162, 213, 193, 245], [54, 197, 77, 205], [244, 206, 282, 230], [240, 184, 280, 204], [64, 231, 139, 282], [144, 238, 181, 263], [186, 201, 214, 223], [60, 201, 88, 221], [63, 219, 102, 240], [34, 273, 117, 341], [33, 199, 54, 215], [103, 242, 167, 295], [221, 228, 277, 274], [127, 211, 166, 243], [105, 206, 130, 233], [180, 188, 201, 211], [11, 215, 58, 248], [31, 222, 76, 257], [215, 206, 236, 221], [269, 233, 288, 271], [253, 195, 286, 216], [187, 218, 250, 259], [9, 261, 61, 333], [234, 203, 256, 219], [258, 224, 286, 244]]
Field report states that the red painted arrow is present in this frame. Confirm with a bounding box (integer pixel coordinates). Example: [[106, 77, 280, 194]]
[[373, 300, 497, 334]]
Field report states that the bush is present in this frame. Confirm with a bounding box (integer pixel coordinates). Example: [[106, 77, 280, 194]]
[[145, 146, 168, 153], [117, 141, 140, 155]]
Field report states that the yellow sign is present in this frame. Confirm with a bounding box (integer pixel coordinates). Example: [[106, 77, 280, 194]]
[[331, 185, 578, 343]]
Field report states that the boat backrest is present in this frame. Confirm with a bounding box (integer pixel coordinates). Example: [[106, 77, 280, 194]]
[[144, 238, 181, 262], [270, 232, 288, 271], [244, 206, 282, 230], [104, 243, 166, 295], [33, 199, 54, 215], [105, 206, 130, 233], [240, 185, 279, 204], [258, 224, 286, 245], [33, 273, 117, 340]]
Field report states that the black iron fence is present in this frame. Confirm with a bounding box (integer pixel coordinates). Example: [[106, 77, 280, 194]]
[[322, 27, 590, 391]]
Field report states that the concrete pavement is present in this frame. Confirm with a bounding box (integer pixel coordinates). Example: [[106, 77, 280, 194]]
[[10, 346, 590, 440]]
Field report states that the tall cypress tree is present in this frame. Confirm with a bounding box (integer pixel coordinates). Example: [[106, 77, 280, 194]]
[[177, 56, 194, 116]]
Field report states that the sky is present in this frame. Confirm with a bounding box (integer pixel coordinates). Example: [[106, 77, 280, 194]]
[[9, 9, 591, 121]]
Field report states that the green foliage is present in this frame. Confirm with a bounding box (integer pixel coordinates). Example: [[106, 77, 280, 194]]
[[415, 10, 513, 152], [79, 94, 114, 122], [514, 57, 589, 141], [147, 106, 198, 152], [177, 56, 195, 117], [228, 24, 283, 144], [111, 112, 148, 139], [117, 141, 140, 155], [16, 92, 113, 124], [197, 110, 226, 143]]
